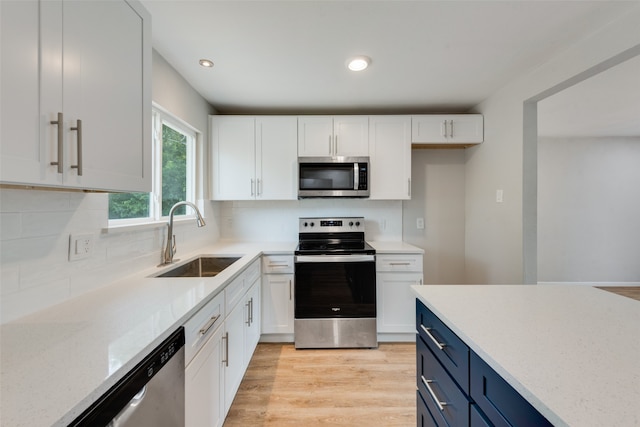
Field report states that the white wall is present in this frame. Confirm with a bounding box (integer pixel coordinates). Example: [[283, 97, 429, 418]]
[[465, 5, 640, 284], [538, 137, 640, 283], [403, 149, 466, 284], [0, 50, 218, 323]]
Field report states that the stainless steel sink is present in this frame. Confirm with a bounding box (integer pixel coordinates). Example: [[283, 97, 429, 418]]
[[154, 256, 241, 278]]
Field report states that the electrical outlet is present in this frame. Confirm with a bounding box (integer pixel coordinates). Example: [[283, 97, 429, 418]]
[[69, 233, 94, 261], [496, 189, 504, 203], [416, 218, 425, 229]]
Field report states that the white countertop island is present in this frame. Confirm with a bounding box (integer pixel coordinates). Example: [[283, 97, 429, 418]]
[[412, 284, 640, 427]]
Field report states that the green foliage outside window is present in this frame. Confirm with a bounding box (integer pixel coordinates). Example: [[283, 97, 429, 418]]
[[108, 120, 191, 220], [161, 124, 187, 216]]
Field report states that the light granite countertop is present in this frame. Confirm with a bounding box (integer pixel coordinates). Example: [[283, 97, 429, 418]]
[[0, 239, 422, 426], [412, 284, 640, 427]]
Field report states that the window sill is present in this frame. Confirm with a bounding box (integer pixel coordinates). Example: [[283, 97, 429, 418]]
[[103, 217, 199, 234]]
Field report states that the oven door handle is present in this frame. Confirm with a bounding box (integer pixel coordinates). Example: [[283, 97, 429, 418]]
[[295, 254, 375, 263]]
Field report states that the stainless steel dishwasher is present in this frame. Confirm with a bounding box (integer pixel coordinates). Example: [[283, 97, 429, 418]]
[[69, 327, 185, 427]]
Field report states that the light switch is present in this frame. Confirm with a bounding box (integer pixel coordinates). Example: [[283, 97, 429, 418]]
[[496, 189, 504, 203]]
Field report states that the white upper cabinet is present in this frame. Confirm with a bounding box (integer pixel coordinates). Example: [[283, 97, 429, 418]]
[[298, 116, 369, 157], [369, 116, 412, 200], [256, 116, 298, 200], [1, 1, 53, 186], [0, 0, 151, 192], [411, 114, 483, 145], [210, 116, 255, 200], [210, 116, 297, 200]]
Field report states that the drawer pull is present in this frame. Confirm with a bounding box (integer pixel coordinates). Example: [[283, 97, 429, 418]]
[[420, 324, 446, 350], [268, 264, 289, 268], [390, 262, 411, 266], [421, 375, 448, 411], [199, 314, 221, 336], [222, 332, 229, 367]]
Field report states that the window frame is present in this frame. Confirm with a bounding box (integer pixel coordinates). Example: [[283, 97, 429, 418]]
[[107, 105, 200, 227]]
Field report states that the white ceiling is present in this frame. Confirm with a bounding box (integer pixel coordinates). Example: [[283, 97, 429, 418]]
[[141, 0, 638, 135]]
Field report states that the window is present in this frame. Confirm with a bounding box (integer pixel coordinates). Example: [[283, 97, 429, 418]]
[[108, 107, 197, 225]]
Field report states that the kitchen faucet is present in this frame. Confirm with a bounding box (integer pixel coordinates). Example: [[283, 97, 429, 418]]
[[160, 201, 206, 266]]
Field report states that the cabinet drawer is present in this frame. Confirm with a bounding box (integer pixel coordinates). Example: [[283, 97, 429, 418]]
[[417, 335, 470, 427], [470, 404, 492, 427], [377, 254, 423, 272], [244, 258, 261, 286], [417, 390, 440, 427], [262, 254, 294, 274], [184, 291, 225, 365], [225, 274, 246, 313], [417, 299, 469, 393], [470, 352, 552, 427]]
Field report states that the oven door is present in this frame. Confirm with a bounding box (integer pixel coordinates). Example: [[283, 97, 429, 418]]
[[294, 254, 376, 319]]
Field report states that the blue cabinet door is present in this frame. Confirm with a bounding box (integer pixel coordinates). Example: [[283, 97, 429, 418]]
[[470, 352, 552, 427]]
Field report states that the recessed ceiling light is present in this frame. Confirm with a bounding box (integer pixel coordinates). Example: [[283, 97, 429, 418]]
[[347, 56, 371, 72], [199, 59, 214, 68]]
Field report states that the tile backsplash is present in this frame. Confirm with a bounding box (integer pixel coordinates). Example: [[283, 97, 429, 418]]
[[1, 188, 403, 323], [0, 188, 217, 323]]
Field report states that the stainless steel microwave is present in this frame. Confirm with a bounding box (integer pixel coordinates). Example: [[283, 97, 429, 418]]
[[298, 156, 369, 198]]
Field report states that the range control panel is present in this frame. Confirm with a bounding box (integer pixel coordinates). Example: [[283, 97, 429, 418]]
[[299, 217, 364, 233]]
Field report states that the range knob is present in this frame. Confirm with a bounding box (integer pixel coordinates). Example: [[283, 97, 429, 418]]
[[310, 222, 315, 227], [355, 221, 360, 227], [303, 222, 308, 227], [349, 221, 354, 226]]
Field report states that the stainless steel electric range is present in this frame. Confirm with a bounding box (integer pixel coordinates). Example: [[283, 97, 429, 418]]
[[294, 217, 377, 349]]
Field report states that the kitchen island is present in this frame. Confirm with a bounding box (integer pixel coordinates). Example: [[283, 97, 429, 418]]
[[412, 284, 640, 426]]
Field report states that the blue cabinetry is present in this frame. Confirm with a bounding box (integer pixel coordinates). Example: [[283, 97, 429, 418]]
[[416, 299, 552, 427]]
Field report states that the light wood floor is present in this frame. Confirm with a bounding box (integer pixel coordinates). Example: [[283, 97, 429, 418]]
[[223, 343, 416, 426], [224, 287, 639, 426], [597, 286, 640, 302]]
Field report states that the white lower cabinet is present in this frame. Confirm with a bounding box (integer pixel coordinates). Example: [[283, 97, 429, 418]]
[[261, 255, 295, 338], [184, 258, 262, 426], [184, 291, 225, 427], [223, 296, 246, 415], [185, 326, 225, 427], [376, 253, 424, 337], [261, 274, 294, 334], [243, 279, 261, 366]]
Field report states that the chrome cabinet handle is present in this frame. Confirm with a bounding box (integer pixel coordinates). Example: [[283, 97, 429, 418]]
[[257, 178, 262, 196], [268, 263, 289, 268], [328, 135, 332, 155], [408, 178, 411, 197], [289, 279, 292, 300], [448, 120, 454, 138], [70, 119, 83, 175], [246, 297, 254, 326], [440, 120, 447, 138], [222, 332, 229, 367], [420, 324, 446, 350], [421, 375, 448, 411], [199, 314, 221, 336], [390, 262, 411, 266], [334, 135, 338, 156], [250, 179, 255, 196], [50, 112, 63, 173]]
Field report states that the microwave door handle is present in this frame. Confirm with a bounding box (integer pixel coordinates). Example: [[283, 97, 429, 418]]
[[354, 163, 359, 190]]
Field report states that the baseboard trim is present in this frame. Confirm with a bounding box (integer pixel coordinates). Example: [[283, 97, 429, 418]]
[[538, 282, 640, 287]]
